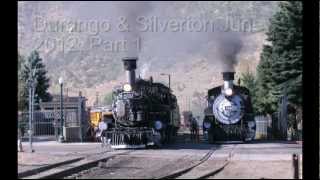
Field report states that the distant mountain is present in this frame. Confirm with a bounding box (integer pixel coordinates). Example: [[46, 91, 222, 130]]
[[18, 1, 280, 118]]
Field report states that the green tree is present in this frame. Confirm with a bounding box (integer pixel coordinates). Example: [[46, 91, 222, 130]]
[[21, 51, 51, 109], [103, 92, 113, 105], [239, 70, 258, 115], [255, 45, 278, 114], [267, 1, 302, 105], [18, 53, 27, 110], [256, 2, 302, 121]]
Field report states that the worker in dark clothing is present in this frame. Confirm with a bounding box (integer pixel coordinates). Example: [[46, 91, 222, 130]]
[[190, 116, 199, 143]]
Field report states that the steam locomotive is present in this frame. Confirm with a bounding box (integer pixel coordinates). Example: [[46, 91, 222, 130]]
[[203, 72, 256, 142], [107, 57, 180, 148]]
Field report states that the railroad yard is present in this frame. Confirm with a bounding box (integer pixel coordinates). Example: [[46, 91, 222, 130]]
[[18, 2, 305, 179], [18, 134, 302, 179]]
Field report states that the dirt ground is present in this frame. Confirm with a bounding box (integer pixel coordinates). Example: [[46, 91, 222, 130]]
[[209, 160, 293, 179], [18, 141, 302, 179]]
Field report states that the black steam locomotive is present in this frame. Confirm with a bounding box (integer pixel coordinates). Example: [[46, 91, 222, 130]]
[[203, 72, 256, 143], [107, 57, 180, 148]]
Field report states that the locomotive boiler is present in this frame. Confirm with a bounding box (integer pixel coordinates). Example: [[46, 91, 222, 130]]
[[107, 57, 180, 148], [203, 72, 256, 142]]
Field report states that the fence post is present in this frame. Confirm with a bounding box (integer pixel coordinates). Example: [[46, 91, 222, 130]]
[[299, 154, 302, 179], [78, 101, 83, 142], [292, 154, 299, 179], [28, 85, 34, 153], [18, 120, 23, 152], [54, 110, 58, 141]]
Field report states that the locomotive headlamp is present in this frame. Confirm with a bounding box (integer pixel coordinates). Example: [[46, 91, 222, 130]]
[[154, 120, 163, 130], [223, 72, 234, 97], [225, 88, 233, 96], [123, 84, 132, 92]]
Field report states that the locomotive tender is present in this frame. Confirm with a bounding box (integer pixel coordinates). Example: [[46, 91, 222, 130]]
[[108, 57, 180, 148], [203, 72, 256, 142]]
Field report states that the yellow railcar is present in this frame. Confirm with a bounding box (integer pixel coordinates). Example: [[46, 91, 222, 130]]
[[87, 107, 114, 141], [89, 107, 114, 130], [90, 110, 103, 128]]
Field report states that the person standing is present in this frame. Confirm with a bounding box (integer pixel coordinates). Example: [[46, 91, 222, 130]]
[[195, 117, 200, 143], [18, 113, 24, 152], [191, 117, 199, 143], [98, 118, 108, 147], [190, 115, 199, 143], [189, 114, 195, 141]]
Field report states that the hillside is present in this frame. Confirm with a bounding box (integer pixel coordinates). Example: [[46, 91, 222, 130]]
[[18, 1, 280, 118]]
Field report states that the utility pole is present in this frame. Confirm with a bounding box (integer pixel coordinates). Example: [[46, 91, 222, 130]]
[[28, 67, 37, 153], [95, 92, 99, 107], [28, 82, 33, 153], [283, 86, 288, 140], [59, 77, 65, 142]]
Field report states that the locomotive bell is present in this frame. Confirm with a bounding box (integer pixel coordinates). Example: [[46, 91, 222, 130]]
[[123, 57, 137, 88], [222, 72, 235, 96]]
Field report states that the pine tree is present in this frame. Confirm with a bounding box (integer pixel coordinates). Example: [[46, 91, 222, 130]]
[[256, 45, 278, 114], [256, 2, 302, 124], [267, 1, 302, 106], [103, 92, 113, 105], [239, 70, 258, 115], [21, 51, 51, 109], [18, 53, 27, 110]]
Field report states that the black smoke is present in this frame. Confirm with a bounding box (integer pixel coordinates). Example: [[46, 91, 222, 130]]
[[215, 32, 243, 71]]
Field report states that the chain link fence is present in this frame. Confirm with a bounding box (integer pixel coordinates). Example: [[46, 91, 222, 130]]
[[254, 115, 269, 139], [18, 110, 80, 139]]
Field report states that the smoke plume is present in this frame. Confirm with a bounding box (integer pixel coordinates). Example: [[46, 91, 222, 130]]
[[113, 2, 153, 57], [120, 2, 246, 72], [140, 62, 150, 79], [215, 32, 243, 71]]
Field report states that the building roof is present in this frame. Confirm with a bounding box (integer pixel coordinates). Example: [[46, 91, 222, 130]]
[[50, 95, 86, 103], [40, 95, 87, 109]]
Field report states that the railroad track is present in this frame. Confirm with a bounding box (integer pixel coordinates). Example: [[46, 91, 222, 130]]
[[199, 144, 237, 179], [63, 145, 235, 179], [21, 144, 238, 179], [21, 149, 135, 179], [157, 144, 237, 179]]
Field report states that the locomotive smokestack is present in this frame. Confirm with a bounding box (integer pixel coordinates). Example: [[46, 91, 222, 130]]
[[123, 57, 137, 87], [222, 72, 235, 81], [222, 72, 235, 96]]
